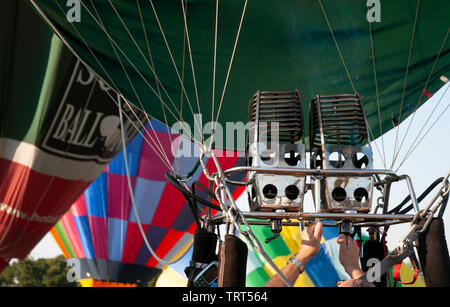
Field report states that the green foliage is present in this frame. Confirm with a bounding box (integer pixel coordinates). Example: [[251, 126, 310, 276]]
[[0, 255, 79, 287]]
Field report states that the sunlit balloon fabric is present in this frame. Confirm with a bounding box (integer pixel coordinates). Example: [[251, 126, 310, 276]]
[[52, 119, 245, 286]]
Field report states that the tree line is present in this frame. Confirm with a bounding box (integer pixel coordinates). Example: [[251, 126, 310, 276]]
[[0, 255, 78, 287]]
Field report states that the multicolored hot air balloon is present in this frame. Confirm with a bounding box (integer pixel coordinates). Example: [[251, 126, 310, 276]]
[[51, 119, 245, 286], [0, 0, 144, 269]]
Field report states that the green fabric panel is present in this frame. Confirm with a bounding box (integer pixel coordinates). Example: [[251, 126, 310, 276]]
[[248, 224, 291, 259], [0, 0, 77, 144], [31, 0, 450, 150], [0, 0, 54, 142], [54, 221, 76, 258], [245, 266, 271, 287], [23, 36, 74, 143]]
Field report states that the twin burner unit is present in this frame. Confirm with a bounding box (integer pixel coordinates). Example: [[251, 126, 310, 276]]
[[246, 90, 373, 215]]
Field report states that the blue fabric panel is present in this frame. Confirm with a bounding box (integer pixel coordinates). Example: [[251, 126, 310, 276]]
[[134, 225, 169, 266], [305, 245, 341, 287], [108, 126, 145, 176], [73, 215, 95, 259], [129, 177, 166, 224], [171, 203, 195, 232], [84, 172, 108, 218], [108, 217, 128, 262]]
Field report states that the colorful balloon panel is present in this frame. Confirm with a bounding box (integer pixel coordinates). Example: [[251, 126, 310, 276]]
[[239, 224, 343, 287], [52, 119, 246, 285]]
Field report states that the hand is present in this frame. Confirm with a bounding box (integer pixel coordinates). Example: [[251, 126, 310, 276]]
[[297, 222, 323, 263], [337, 234, 363, 279], [337, 279, 375, 287], [265, 222, 323, 287]]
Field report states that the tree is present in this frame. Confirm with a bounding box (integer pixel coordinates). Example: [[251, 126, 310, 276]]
[[0, 255, 79, 287]]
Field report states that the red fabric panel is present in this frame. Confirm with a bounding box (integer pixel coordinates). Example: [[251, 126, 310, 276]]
[[0, 158, 90, 259], [88, 216, 108, 259], [146, 228, 184, 267], [120, 221, 150, 264], [71, 194, 88, 217], [149, 182, 187, 228], [137, 131, 177, 181]]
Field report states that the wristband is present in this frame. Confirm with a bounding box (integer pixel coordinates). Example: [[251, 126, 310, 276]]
[[287, 255, 305, 274]]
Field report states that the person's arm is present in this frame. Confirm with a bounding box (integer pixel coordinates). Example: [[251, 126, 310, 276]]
[[265, 222, 323, 287]]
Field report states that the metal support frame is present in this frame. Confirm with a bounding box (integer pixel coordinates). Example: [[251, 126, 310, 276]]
[[198, 135, 449, 288], [208, 165, 420, 227], [194, 90, 450, 287]]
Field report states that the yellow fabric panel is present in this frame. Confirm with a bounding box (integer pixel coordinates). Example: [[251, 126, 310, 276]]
[[274, 225, 325, 287], [396, 263, 426, 287], [156, 267, 188, 287], [264, 255, 315, 287], [293, 272, 315, 287], [79, 278, 93, 287], [280, 225, 326, 253], [79, 278, 137, 287], [280, 226, 301, 253]]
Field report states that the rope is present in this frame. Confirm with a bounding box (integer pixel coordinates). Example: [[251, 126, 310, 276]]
[[368, 21, 387, 168], [212, 0, 248, 150], [317, 0, 356, 93], [80, 0, 197, 144], [391, 0, 421, 169], [147, 0, 205, 145], [317, 0, 388, 169], [136, 0, 175, 163], [210, 0, 219, 147], [180, 0, 202, 120], [395, 83, 450, 172], [391, 27, 450, 169], [50, 1, 183, 173]]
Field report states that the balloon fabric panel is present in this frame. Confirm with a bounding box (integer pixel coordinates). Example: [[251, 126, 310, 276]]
[[50, 119, 246, 284]]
